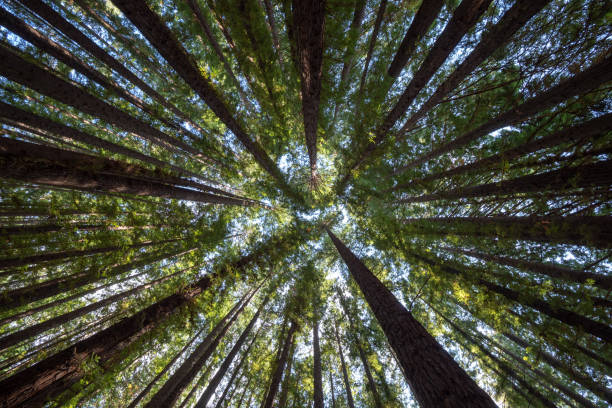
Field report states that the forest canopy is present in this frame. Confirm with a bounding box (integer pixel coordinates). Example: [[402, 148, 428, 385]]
[[0, 0, 610, 407]]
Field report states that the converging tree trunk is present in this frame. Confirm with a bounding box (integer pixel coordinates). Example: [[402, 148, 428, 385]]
[[334, 320, 356, 408], [261, 319, 298, 408], [313, 317, 324, 408], [326, 228, 497, 408]]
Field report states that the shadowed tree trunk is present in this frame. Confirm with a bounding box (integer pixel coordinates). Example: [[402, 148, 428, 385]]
[[0, 45, 204, 158], [109, 0, 302, 204], [194, 302, 263, 408], [334, 320, 355, 408], [313, 317, 324, 408], [145, 289, 257, 407], [402, 215, 612, 249], [387, 0, 444, 77], [396, 160, 612, 203], [293, 0, 325, 183], [0, 138, 253, 206], [397, 0, 551, 135], [409, 251, 612, 343], [0, 250, 260, 408], [276, 335, 297, 408], [396, 54, 612, 173], [326, 228, 497, 408], [358, 0, 388, 95], [329, 367, 337, 408], [261, 320, 298, 408], [441, 246, 612, 290]]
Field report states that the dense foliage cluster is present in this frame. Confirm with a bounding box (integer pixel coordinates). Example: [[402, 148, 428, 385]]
[[0, 0, 610, 407]]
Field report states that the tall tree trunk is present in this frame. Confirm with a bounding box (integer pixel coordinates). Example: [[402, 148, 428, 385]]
[[402, 215, 612, 249], [338, 292, 383, 408], [145, 289, 257, 407], [396, 54, 612, 173], [334, 320, 356, 408], [0, 45, 204, 158], [0, 138, 253, 206], [441, 246, 612, 290], [0, 237, 177, 270], [408, 113, 612, 186], [313, 317, 325, 408], [194, 300, 265, 408], [276, 336, 297, 408], [17, 0, 205, 135], [357, 0, 388, 96], [260, 320, 298, 408], [109, 0, 301, 204], [326, 228, 497, 408], [0, 250, 258, 408], [387, 0, 444, 77], [292, 0, 325, 182], [397, 0, 551, 136], [396, 160, 612, 203], [410, 252, 612, 343], [329, 367, 336, 408]]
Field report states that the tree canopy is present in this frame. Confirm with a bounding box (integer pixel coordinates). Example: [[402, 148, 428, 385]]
[[0, 0, 610, 407]]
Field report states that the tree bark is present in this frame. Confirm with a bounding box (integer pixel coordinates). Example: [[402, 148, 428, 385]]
[[312, 318, 324, 408], [194, 300, 264, 408], [260, 320, 298, 408], [410, 252, 612, 343], [0, 138, 253, 206], [402, 215, 612, 249], [387, 0, 444, 77], [397, 54, 612, 173], [334, 320, 355, 408], [0, 250, 258, 408], [397, 0, 551, 136], [441, 246, 612, 290], [292, 0, 325, 182], [276, 335, 297, 408], [329, 367, 336, 408], [357, 0, 388, 96], [326, 228, 497, 408], [0, 45, 203, 158], [109, 0, 301, 204]]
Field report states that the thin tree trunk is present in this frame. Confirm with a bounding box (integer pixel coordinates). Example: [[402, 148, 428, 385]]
[[326, 228, 497, 408], [109, 0, 301, 203], [334, 320, 355, 408], [406, 113, 612, 186], [329, 367, 336, 408], [396, 160, 612, 203], [441, 246, 612, 290], [17, 0, 206, 134], [357, 0, 388, 96], [0, 251, 257, 408], [397, 0, 551, 136], [194, 300, 265, 407], [410, 252, 612, 343], [402, 215, 612, 249], [145, 289, 257, 407], [260, 320, 298, 408], [396, 54, 612, 173], [0, 138, 253, 206], [276, 335, 297, 408], [387, 0, 444, 77], [0, 45, 204, 159], [292, 0, 325, 182], [313, 317, 324, 408]]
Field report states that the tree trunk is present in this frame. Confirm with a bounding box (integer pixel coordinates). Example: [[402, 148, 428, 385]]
[[326, 228, 497, 408], [396, 160, 612, 203], [0, 250, 257, 408], [0, 138, 253, 206], [194, 300, 264, 408], [387, 0, 444, 77], [334, 321, 356, 408], [441, 246, 612, 290], [357, 0, 388, 95], [410, 252, 612, 343], [109, 0, 301, 204], [313, 318, 324, 408], [17, 0, 204, 133], [260, 320, 298, 408], [0, 45, 203, 158], [0, 237, 177, 270], [276, 335, 297, 408], [329, 367, 336, 408], [145, 289, 256, 407], [292, 0, 325, 182], [397, 54, 612, 173], [397, 0, 551, 136], [409, 113, 612, 186], [402, 215, 612, 249]]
